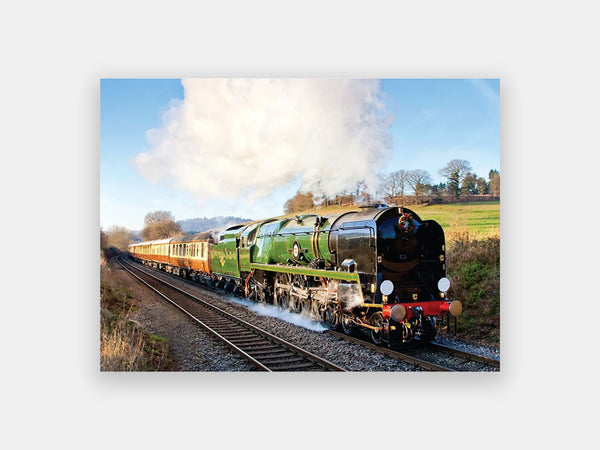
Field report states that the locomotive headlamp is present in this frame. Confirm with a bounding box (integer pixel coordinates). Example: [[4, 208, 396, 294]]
[[438, 277, 450, 292], [391, 304, 406, 322], [380, 280, 394, 296]]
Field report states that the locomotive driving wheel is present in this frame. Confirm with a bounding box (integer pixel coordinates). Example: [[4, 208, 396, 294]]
[[341, 314, 354, 335], [369, 312, 384, 345], [274, 274, 291, 311], [322, 304, 336, 329], [291, 275, 308, 314]]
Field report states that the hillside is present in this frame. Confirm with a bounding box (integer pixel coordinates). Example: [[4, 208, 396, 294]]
[[177, 216, 252, 234]]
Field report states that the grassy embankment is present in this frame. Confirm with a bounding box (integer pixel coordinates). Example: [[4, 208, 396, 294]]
[[100, 255, 176, 371], [293, 201, 501, 344], [411, 202, 500, 343], [414, 203, 500, 343]]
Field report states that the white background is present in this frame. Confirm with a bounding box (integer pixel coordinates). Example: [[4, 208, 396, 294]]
[[2, 1, 597, 449]]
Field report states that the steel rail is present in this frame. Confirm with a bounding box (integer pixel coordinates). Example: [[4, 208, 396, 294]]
[[426, 342, 500, 369], [117, 256, 346, 372]]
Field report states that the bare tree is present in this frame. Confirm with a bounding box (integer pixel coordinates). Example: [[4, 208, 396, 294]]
[[106, 226, 136, 251], [439, 160, 472, 201], [140, 210, 183, 240], [283, 191, 315, 214], [380, 170, 410, 204], [406, 169, 432, 204], [144, 210, 176, 225], [100, 229, 108, 250], [439, 159, 472, 183]]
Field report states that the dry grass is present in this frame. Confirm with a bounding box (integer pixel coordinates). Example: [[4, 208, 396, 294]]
[[100, 313, 146, 371], [100, 263, 176, 371]]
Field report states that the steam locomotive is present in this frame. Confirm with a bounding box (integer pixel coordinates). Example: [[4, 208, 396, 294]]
[[128, 205, 462, 344]]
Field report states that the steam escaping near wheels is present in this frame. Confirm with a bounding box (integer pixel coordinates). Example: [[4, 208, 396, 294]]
[[223, 294, 329, 332]]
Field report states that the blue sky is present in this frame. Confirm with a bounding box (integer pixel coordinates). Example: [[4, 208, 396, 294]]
[[100, 78, 499, 231]]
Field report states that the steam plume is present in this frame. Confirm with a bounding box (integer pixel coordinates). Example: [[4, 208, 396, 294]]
[[134, 78, 392, 204]]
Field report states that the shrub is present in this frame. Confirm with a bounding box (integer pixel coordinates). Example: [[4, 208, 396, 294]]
[[446, 235, 500, 343]]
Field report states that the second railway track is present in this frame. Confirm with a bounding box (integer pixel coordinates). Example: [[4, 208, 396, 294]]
[[117, 256, 346, 372], [327, 329, 499, 372]]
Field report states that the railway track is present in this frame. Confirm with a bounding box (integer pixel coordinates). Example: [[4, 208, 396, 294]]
[[116, 256, 346, 372], [425, 341, 500, 370], [327, 330, 499, 372], [326, 330, 453, 371]]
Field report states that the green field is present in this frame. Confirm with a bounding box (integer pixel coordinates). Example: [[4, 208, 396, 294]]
[[285, 201, 500, 237], [410, 201, 500, 236]]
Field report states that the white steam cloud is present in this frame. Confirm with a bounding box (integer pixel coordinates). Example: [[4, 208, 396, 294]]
[[134, 78, 393, 204], [224, 295, 328, 332]]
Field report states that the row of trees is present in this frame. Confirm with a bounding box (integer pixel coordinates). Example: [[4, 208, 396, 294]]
[[382, 159, 500, 204], [103, 159, 500, 249], [102, 211, 183, 251], [284, 159, 500, 214]]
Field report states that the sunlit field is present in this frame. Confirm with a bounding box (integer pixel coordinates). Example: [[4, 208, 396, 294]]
[[410, 201, 500, 238], [287, 200, 500, 240]]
